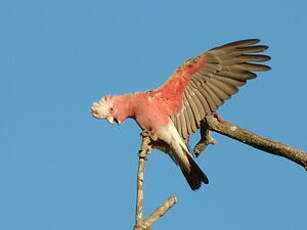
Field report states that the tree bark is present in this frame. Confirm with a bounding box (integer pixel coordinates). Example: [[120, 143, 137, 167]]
[[194, 114, 307, 170]]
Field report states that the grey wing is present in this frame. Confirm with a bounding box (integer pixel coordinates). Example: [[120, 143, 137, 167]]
[[172, 39, 271, 139]]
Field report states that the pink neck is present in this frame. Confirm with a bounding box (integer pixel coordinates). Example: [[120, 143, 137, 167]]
[[112, 94, 135, 123]]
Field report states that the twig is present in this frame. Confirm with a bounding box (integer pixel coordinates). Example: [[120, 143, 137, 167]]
[[194, 122, 217, 157], [134, 132, 177, 230], [202, 114, 307, 170], [142, 196, 177, 228]]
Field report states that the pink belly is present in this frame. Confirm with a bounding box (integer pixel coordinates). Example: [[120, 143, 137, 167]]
[[134, 106, 170, 133]]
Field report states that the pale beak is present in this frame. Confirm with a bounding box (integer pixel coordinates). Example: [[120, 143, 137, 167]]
[[106, 117, 114, 124]]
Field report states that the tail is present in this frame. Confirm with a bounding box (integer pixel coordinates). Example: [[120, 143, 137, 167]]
[[158, 121, 209, 190], [169, 140, 209, 190], [180, 153, 209, 190]]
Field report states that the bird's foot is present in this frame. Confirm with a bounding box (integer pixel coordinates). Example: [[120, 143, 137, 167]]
[[193, 119, 217, 157], [212, 112, 223, 122], [139, 130, 157, 158], [140, 130, 158, 141]]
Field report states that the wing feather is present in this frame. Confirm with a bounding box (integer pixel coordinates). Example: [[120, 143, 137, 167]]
[[191, 89, 212, 116], [208, 78, 236, 96], [182, 92, 193, 136], [152, 39, 270, 140], [184, 89, 198, 133], [178, 106, 187, 139], [195, 82, 218, 112], [207, 79, 231, 100], [189, 80, 211, 114], [204, 83, 224, 107], [175, 113, 182, 139], [186, 89, 202, 123]]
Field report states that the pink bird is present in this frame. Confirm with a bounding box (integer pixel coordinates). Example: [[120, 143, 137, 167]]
[[91, 39, 270, 190]]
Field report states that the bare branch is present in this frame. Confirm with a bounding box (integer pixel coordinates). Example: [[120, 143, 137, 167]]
[[134, 134, 152, 229], [203, 114, 307, 170], [134, 132, 177, 230], [142, 196, 177, 228]]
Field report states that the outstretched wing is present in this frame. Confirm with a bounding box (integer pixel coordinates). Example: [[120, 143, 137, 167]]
[[152, 39, 271, 139]]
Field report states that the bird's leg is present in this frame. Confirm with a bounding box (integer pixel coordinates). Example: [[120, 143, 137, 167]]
[[141, 130, 158, 142], [138, 130, 154, 159], [193, 115, 217, 157]]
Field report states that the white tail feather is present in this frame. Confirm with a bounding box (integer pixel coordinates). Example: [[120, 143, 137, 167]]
[[156, 120, 208, 190]]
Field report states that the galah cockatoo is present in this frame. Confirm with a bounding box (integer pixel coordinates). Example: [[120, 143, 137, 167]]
[[91, 39, 270, 190]]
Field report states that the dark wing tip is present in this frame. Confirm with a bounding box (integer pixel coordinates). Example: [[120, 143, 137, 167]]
[[250, 63, 271, 71], [261, 64, 271, 71], [262, 45, 269, 50], [263, 64, 271, 71], [210, 39, 262, 51], [262, 54, 271, 61], [238, 38, 260, 44]]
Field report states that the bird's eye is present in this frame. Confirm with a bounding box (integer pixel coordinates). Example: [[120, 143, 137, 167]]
[[109, 107, 114, 113]]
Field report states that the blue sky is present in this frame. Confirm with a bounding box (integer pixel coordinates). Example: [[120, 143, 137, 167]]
[[2, 0, 307, 229]]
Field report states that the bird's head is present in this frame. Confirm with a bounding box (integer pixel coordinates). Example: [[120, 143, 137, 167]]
[[91, 96, 120, 124]]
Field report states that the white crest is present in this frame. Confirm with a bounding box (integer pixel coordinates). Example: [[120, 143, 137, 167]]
[[91, 96, 114, 121]]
